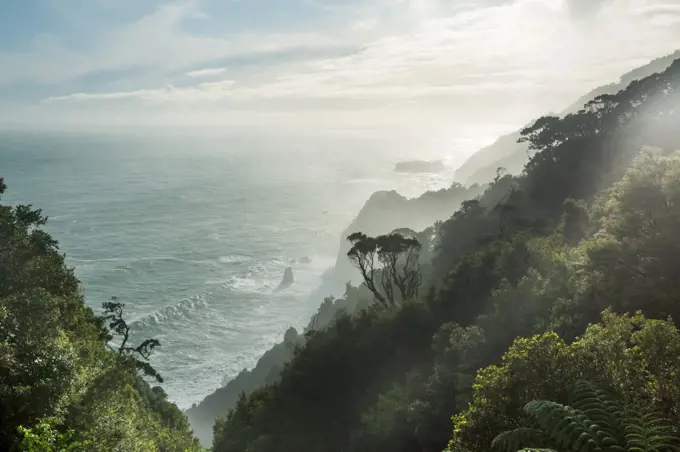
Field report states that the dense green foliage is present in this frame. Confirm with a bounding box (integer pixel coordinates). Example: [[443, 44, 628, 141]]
[[4, 54, 680, 452], [211, 58, 680, 452], [454, 49, 680, 186], [0, 178, 202, 451], [187, 180, 484, 446], [491, 379, 680, 452], [454, 311, 680, 451], [347, 232, 423, 307], [490, 379, 680, 452]]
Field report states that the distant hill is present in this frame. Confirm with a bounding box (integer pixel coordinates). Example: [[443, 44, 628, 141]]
[[451, 128, 529, 186], [455, 49, 680, 185]]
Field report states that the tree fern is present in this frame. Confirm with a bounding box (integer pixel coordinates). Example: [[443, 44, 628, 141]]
[[523, 399, 608, 452], [567, 380, 625, 449], [623, 404, 680, 452], [491, 380, 679, 452]]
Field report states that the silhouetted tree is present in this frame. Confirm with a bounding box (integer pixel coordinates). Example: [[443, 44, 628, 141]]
[[347, 232, 422, 307], [102, 298, 163, 383]]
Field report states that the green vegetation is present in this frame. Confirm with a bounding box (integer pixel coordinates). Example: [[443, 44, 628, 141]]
[[490, 379, 680, 452], [347, 232, 423, 307], [454, 49, 680, 186], [187, 180, 485, 445], [4, 55, 680, 451], [210, 57, 680, 451], [0, 178, 202, 451]]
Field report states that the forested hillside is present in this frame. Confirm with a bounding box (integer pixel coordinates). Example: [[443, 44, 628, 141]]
[[3, 53, 680, 452], [0, 180, 202, 451], [454, 49, 680, 185], [187, 183, 485, 446], [211, 58, 680, 452]]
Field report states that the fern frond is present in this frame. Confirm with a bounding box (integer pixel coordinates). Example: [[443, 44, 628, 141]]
[[623, 404, 680, 452], [492, 381, 680, 452], [492, 428, 551, 452], [568, 380, 625, 448], [523, 400, 605, 452]]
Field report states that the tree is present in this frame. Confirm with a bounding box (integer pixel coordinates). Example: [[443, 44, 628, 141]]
[[18, 420, 89, 451], [559, 199, 589, 245], [205, 57, 680, 452], [450, 311, 680, 452], [102, 298, 163, 383], [567, 150, 680, 325], [1, 180, 201, 451], [347, 232, 423, 308]]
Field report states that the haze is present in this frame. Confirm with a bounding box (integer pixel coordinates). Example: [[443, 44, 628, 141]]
[[1, 0, 679, 133]]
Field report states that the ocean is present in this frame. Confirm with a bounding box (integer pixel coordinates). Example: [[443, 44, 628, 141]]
[[0, 128, 496, 409]]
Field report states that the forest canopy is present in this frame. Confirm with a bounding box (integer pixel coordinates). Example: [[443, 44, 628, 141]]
[[0, 178, 202, 451], [210, 58, 680, 452], [2, 56, 680, 452]]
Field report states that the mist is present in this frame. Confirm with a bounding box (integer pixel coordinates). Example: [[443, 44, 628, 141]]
[[3, 0, 680, 451], [2, 0, 679, 134]]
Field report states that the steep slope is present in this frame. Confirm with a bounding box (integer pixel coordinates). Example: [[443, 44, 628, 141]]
[[450, 128, 529, 186], [0, 180, 201, 451], [210, 56, 680, 452], [185, 182, 484, 447], [186, 327, 304, 446], [455, 49, 680, 185], [333, 183, 485, 285]]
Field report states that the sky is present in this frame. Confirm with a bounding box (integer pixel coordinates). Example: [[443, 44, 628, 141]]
[[0, 0, 679, 132]]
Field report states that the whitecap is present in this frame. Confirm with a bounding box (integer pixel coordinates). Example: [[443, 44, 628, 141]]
[[131, 292, 212, 328], [227, 275, 274, 294], [218, 255, 250, 264]]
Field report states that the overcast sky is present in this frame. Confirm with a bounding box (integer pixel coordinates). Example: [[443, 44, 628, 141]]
[[1, 0, 679, 132]]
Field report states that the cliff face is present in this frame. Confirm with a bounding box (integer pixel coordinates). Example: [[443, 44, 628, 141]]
[[454, 49, 680, 185], [185, 295, 362, 447], [186, 52, 680, 450], [185, 182, 484, 447], [333, 184, 485, 284], [185, 327, 304, 446]]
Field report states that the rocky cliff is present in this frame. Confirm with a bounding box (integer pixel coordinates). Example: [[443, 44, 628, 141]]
[[185, 182, 483, 447]]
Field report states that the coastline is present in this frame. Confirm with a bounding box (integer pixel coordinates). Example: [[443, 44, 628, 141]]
[[185, 182, 486, 446]]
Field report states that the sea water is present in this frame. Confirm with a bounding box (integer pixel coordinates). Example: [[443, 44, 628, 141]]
[[0, 128, 493, 408]]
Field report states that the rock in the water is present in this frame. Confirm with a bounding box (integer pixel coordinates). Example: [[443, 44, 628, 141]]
[[299, 256, 311, 264], [274, 267, 294, 292]]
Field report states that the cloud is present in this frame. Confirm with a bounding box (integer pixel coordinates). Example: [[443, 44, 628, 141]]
[[564, 0, 610, 18], [3, 0, 680, 130], [44, 0, 680, 103], [0, 0, 353, 87], [45, 80, 238, 104], [185, 67, 227, 78]]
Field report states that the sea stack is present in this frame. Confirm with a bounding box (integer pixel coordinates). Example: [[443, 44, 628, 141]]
[[274, 266, 294, 292]]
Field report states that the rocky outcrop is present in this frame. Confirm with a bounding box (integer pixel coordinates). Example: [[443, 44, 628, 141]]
[[333, 184, 485, 284], [185, 327, 304, 446], [185, 296, 358, 447], [274, 266, 294, 292], [185, 180, 485, 447], [184, 50, 680, 448]]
